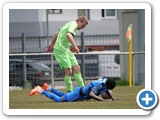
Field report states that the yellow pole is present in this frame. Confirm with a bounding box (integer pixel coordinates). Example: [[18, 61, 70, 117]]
[[129, 39, 132, 86]]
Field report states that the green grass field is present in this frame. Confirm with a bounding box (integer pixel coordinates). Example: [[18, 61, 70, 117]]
[[9, 85, 144, 109]]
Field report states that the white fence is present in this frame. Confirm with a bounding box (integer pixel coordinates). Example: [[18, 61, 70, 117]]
[[9, 51, 145, 88]]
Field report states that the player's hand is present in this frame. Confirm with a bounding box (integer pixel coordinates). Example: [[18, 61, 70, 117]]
[[103, 98, 120, 101], [74, 46, 80, 53], [46, 45, 53, 52], [112, 98, 120, 101], [103, 99, 112, 101]]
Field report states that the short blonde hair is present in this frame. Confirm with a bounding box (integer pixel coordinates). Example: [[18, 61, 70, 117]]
[[76, 15, 88, 25]]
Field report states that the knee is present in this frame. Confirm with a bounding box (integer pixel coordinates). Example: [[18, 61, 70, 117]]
[[65, 69, 72, 76], [73, 65, 80, 73]]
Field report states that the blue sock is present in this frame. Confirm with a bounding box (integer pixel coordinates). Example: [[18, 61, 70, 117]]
[[42, 91, 62, 102], [50, 88, 65, 97]]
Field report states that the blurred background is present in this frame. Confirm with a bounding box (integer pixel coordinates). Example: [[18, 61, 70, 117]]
[[9, 9, 145, 88]]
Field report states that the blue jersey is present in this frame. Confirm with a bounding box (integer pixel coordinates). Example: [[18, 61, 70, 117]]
[[82, 77, 108, 100], [64, 77, 109, 102]]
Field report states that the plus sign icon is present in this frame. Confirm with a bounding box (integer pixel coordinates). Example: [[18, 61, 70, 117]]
[[136, 89, 158, 110]]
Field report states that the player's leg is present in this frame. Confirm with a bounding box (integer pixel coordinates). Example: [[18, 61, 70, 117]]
[[42, 83, 65, 97], [69, 51, 85, 86], [29, 86, 63, 102], [54, 49, 73, 92], [41, 90, 63, 102], [64, 68, 73, 92], [50, 88, 65, 97], [72, 65, 85, 86], [43, 87, 83, 102], [64, 86, 82, 102]]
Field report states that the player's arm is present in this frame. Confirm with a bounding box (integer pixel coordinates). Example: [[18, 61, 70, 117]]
[[51, 31, 59, 46], [105, 90, 114, 100], [46, 31, 58, 52], [67, 32, 79, 53], [89, 83, 113, 101], [105, 90, 119, 101], [89, 90, 104, 101]]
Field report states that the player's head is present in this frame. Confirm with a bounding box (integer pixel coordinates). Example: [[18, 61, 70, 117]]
[[106, 77, 116, 90], [76, 15, 88, 30]]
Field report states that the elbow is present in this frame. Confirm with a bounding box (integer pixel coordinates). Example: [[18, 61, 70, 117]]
[[89, 91, 94, 97], [54, 32, 58, 37], [66, 32, 71, 38], [66, 33, 72, 40], [88, 93, 92, 97]]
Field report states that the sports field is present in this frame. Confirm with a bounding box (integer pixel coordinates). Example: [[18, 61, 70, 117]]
[[9, 85, 144, 109]]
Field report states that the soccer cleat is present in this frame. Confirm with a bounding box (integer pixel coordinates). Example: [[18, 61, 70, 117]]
[[29, 86, 41, 96], [42, 83, 49, 91]]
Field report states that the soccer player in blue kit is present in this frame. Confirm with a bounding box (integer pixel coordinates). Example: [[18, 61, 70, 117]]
[[29, 77, 118, 102]]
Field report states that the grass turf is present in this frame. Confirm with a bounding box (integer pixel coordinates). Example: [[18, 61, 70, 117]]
[[9, 85, 144, 109]]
